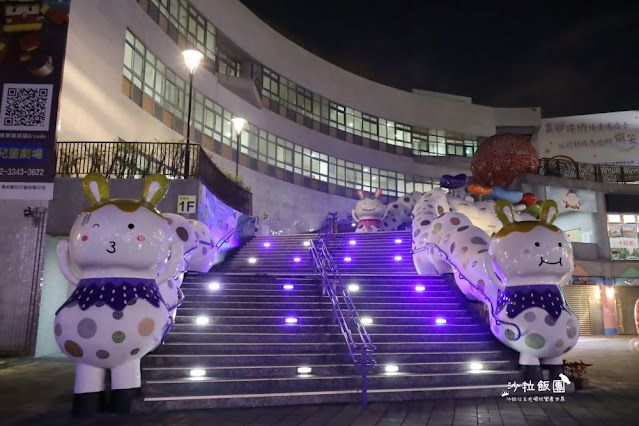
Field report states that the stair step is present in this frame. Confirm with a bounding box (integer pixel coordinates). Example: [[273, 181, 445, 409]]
[[157, 340, 505, 355], [132, 383, 517, 412], [164, 331, 494, 344], [144, 350, 518, 368], [141, 370, 519, 398], [172, 315, 479, 325], [169, 323, 486, 333], [142, 359, 517, 380]]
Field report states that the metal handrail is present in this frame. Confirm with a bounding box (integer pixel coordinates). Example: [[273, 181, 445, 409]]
[[308, 212, 376, 406], [214, 216, 257, 250], [180, 218, 257, 259]]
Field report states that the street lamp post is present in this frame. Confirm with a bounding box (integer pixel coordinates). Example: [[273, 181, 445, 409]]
[[231, 117, 246, 178], [182, 49, 204, 179]]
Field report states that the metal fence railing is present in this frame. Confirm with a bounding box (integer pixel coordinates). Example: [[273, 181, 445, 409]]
[[56, 141, 194, 179], [539, 156, 639, 183], [308, 212, 376, 406], [56, 142, 252, 215]]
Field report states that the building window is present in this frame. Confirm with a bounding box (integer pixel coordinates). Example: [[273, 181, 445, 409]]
[[123, 30, 440, 199]]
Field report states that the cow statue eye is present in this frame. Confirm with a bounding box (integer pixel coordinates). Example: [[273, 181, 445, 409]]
[[558, 242, 562, 247], [534, 242, 540, 247], [128, 223, 135, 229], [92, 224, 100, 228]]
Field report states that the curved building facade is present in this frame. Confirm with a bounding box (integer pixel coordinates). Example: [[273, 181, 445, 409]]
[[57, 0, 540, 233]]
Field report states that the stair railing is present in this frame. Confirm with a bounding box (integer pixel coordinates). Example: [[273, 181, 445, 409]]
[[185, 217, 257, 258], [308, 212, 376, 406]]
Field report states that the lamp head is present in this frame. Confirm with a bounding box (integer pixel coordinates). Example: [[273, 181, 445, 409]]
[[182, 49, 204, 74], [231, 117, 247, 135]]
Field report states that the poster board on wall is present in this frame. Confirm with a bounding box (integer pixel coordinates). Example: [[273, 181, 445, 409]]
[[546, 186, 597, 213], [0, 1, 71, 200], [608, 223, 639, 260], [537, 110, 639, 166]]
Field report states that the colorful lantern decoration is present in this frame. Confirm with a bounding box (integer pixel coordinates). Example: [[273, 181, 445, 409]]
[[471, 134, 539, 187]]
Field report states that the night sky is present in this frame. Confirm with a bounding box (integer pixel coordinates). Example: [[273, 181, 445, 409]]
[[240, 1, 639, 118]]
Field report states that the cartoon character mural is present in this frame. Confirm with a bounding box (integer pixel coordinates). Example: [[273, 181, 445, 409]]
[[352, 188, 387, 232], [197, 183, 243, 262], [54, 173, 183, 415], [412, 192, 579, 380], [562, 190, 581, 210]]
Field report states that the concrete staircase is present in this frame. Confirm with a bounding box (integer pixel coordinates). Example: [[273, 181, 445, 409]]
[[134, 231, 522, 412]]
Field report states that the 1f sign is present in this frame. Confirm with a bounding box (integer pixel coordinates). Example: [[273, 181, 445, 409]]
[[177, 195, 197, 214]]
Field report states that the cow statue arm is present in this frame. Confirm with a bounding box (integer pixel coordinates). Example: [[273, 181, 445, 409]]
[[56, 240, 80, 286], [351, 209, 360, 223], [155, 241, 184, 285]]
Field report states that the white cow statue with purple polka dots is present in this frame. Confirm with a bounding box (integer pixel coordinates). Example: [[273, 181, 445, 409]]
[[412, 194, 580, 381], [380, 191, 422, 231], [159, 213, 199, 319], [54, 173, 183, 416], [187, 219, 217, 272], [352, 188, 387, 232]]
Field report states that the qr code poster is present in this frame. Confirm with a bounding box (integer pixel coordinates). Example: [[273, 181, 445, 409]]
[[0, 84, 53, 132]]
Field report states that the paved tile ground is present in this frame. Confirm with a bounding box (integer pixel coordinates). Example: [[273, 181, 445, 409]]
[[1, 336, 638, 425]]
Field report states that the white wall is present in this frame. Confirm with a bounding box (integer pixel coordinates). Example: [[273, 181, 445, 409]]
[[208, 151, 355, 234], [35, 237, 73, 357], [58, 0, 183, 142]]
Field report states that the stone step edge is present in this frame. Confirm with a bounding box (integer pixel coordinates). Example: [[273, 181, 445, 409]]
[[145, 370, 518, 385], [141, 383, 507, 402], [142, 360, 512, 371], [147, 350, 508, 358]]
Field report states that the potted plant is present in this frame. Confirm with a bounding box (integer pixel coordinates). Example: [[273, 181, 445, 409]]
[[563, 359, 593, 389]]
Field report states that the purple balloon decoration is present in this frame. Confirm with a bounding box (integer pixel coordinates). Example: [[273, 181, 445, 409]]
[[440, 174, 468, 189]]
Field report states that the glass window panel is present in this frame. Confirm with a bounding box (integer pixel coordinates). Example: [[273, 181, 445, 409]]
[[124, 43, 133, 68]]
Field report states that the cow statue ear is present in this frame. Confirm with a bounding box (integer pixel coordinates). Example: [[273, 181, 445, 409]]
[[494, 199, 515, 226], [374, 188, 383, 199], [142, 174, 169, 206], [539, 200, 559, 225], [357, 188, 365, 199], [82, 172, 109, 205]]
